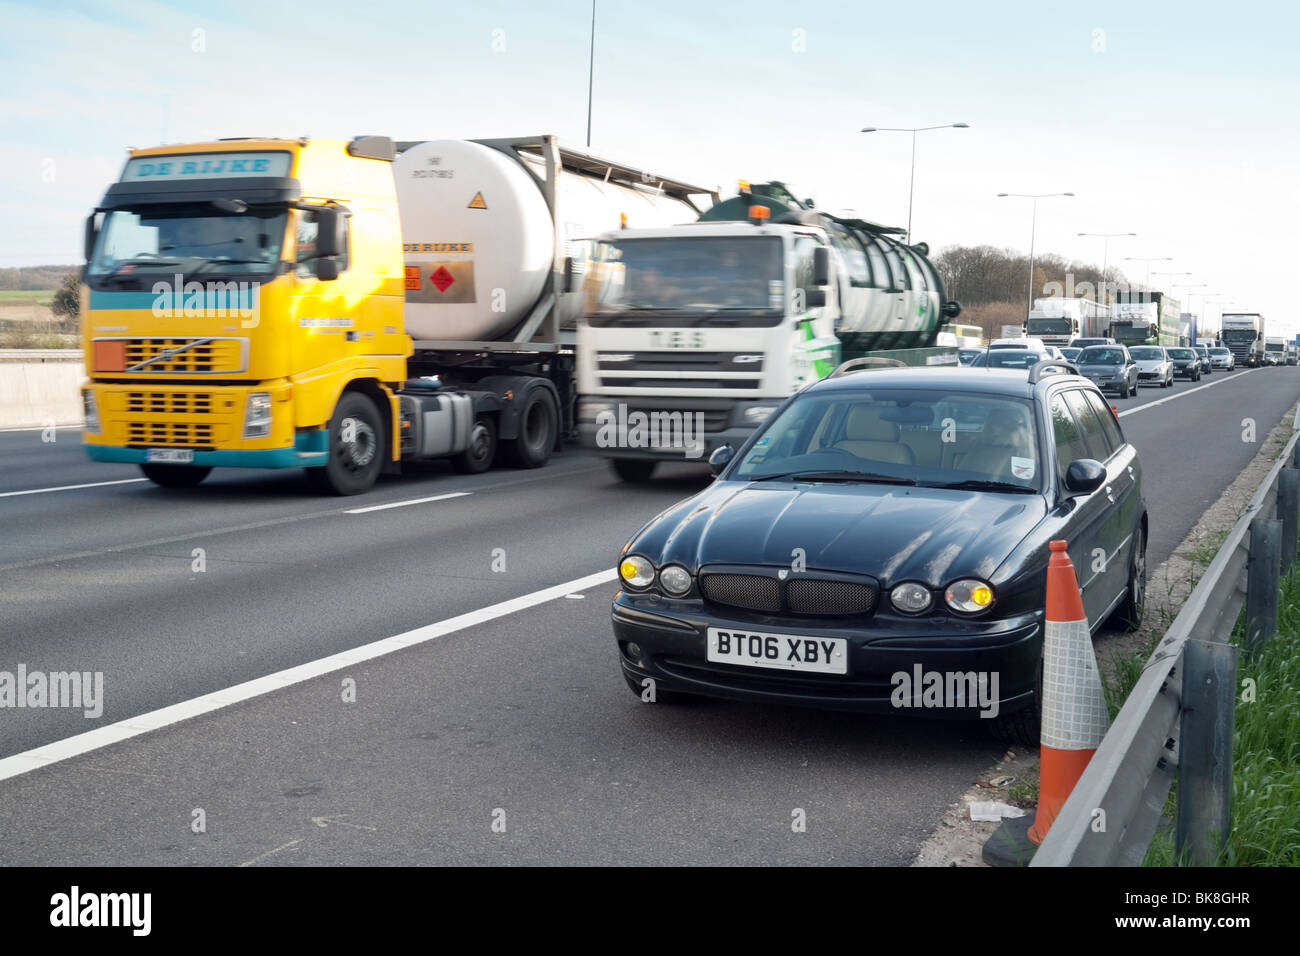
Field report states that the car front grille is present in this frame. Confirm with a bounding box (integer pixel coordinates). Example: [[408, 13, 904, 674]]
[[698, 570, 879, 618]]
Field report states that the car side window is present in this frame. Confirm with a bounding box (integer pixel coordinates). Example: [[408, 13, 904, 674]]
[[1084, 390, 1125, 452], [1049, 394, 1090, 476], [1062, 389, 1112, 461]]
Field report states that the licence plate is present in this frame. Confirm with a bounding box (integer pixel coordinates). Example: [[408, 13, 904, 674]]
[[707, 627, 847, 675], [146, 448, 194, 464]]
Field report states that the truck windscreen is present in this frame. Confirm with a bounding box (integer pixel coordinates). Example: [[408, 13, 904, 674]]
[[585, 236, 783, 327], [87, 204, 288, 288], [1026, 318, 1072, 333]]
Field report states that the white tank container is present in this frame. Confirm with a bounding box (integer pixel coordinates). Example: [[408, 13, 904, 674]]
[[395, 140, 698, 342]]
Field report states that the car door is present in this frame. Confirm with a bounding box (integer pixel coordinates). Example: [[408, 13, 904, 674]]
[[1046, 390, 1112, 627], [1064, 388, 1138, 619]]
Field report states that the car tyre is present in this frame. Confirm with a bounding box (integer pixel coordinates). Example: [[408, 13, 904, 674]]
[[989, 654, 1042, 748], [1119, 380, 1130, 399], [1107, 524, 1147, 632], [139, 464, 212, 488]]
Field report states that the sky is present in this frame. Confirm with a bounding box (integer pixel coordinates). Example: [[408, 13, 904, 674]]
[[1, 0, 1296, 334]]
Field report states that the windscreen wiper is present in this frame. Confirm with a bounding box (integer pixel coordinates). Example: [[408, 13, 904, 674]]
[[750, 470, 917, 485], [926, 479, 1037, 494]]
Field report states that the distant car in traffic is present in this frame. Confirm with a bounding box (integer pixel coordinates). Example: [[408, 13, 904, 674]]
[[1071, 337, 1116, 350], [1060, 347, 1083, 364], [1208, 347, 1235, 370], [970, 348, 1043, 369], [958, 347, 986, 366], [1194, 345, 1214, 374], [1075, 345, 1140, 398], [1128, 345, 1174, 389], [612, 362, 1148, 747], [1166, 346, 1202, 381], [989, 337, 1048, 353]]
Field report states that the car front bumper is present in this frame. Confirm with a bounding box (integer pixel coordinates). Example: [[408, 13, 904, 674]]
[[612, 592, 1043, 717]]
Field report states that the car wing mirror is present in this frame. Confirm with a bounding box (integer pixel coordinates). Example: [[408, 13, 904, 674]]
[[709, 444, 734, 476], [1064, 459, 1106, 496]]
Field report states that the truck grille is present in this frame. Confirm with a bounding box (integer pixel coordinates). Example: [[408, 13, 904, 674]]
[[126, 422, 215, 447], [601, 377, 761, 389], [120, 338, 246, 374], [699, 570, 879, 618], [597, 351, 765, 372], [126, 391, 215, 415], [619, 404, 731, 433]]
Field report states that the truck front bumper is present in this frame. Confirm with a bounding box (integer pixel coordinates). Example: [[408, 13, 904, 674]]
[[575, 396, 781, 461]]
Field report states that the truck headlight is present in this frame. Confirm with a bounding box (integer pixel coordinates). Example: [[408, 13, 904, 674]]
[[619, 555, 655, 589], [580, 400, 616, 422], [945, 579, 994, 613], [82, 389, 100, 434], [243, 392, 273, 438], [742, 405, 778, 424]]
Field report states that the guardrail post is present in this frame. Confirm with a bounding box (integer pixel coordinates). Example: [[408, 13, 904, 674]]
[[1175, 640, 1236, 865], [1280, 468, 1300, 573], [1245, 517, 1280, 653]]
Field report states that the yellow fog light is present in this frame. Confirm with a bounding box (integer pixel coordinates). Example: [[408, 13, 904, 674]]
[[945, 579, 995, 613], [619, 555, 655, 589]]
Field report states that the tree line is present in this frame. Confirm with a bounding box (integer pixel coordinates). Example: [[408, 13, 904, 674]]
[[0, 265, 78, 292]]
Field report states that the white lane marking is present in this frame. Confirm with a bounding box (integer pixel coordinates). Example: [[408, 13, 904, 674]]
[[0, 568, 618, 783], [344, 491, 471, 514], [1117, 369, 1252, 418], [0, 478, 148, 498]]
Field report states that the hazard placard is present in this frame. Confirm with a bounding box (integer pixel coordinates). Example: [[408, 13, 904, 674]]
[[467, 192, 487, 210], [430, 266, 455, 292]]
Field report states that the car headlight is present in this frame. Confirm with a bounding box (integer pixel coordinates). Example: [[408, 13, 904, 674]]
[[243, 391, 272, 438], [82, 389, 100, 434], [945, 578, 995, 613], [658, 564, 692, 596], [619, 555, 655, 589], [890, 582, 932, 614], [742, 405, 778, 424]]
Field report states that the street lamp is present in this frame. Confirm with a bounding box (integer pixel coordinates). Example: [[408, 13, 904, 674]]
[[998, 192, 1075, 317], [861, 123, 969, 243], [1151, 270, 1192, 293], [1123, 256, 1172, 290], [1077, 232, 1137, 305]]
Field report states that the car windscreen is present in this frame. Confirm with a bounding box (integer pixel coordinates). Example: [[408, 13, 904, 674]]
[[981, 350, 1041, 368], [1079, 348, 1124, 365], [1210, 348, 1230, 355], [1167, 348, 1194, 359], [732, 388, 1043, 492], [1061, 349, 1081, 360], [1128, 348, 1163, 360]]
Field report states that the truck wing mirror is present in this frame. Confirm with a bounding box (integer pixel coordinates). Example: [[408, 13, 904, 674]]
[[314, 207, 347, 258], [563, 256, 575, 293], [804, 289, 826, 308], [812, 246, 830, 286], [313, 258, 341, 281], [84, 212, 100, 262]]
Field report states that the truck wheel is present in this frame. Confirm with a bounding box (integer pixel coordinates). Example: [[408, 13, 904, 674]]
[[611, 459, 656, 482], [140, 464, 212, 488], [502, 387, 558, 469], [451, 415, 496, 474], [307, 392, 384, 495]]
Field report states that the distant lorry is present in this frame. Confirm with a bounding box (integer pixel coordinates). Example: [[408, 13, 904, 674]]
[[1264, 336, 1288, 366], [1025, 296, 1109, 346], [80, 134, 716, 493], [576, 181, 961, 479], [1220, 313, 1265, 367], [1113, 291, 1180, 345]]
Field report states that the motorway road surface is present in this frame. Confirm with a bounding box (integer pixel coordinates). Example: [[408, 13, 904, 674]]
[[0, 366, 1296, 864]]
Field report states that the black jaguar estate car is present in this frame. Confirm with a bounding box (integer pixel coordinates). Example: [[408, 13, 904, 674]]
[[611, 361, 1147, 745]]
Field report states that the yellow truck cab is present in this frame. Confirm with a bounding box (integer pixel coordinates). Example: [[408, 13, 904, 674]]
[[82, 136, 412, 493]]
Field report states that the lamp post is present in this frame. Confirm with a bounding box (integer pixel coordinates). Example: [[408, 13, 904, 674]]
[[1077, 232, 1136, 305], [1151, 270, 1192, 294], [997, 192, 1075, 318], [1124, 256, 1173, 291], [861, 123, 969, 243]]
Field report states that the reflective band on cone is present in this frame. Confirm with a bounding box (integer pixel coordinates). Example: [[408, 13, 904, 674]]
[[1027, 539, 1109, 845]]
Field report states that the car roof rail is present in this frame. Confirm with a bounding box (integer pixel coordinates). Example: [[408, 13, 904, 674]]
[[828, 357, 908, 378], [1028, 360, 1079, 384]]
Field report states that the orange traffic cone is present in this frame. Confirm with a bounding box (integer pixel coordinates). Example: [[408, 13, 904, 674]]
[[1026, 539, 1110, 844]]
